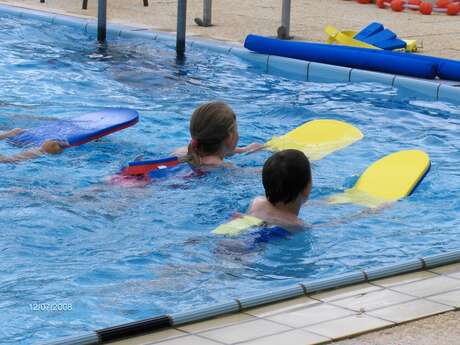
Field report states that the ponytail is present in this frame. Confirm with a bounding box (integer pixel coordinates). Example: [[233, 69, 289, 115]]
[[182, 101, 237, 166]]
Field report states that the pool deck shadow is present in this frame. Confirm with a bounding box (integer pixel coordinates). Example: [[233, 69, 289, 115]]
[[107, 263, 460, 345]]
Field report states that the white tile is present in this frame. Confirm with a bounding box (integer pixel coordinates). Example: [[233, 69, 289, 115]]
[[311, 283, 381, 302], [331, 289, 414, 312], [246, 297, 318, 318], [390, 276, 460, 297], [177, 313, 255, 333], [153, 335, 221, 345], [372, 270, 437, 288], [429, 263, 460, 278], [266, 303, 354, 328], [239, 329, 329, 345], [428, 290, 460, 308], [107, 329, 185, 345], [367, 299, 453, 323], [305, 314, 393, 340], [199, 319, 290, 344]]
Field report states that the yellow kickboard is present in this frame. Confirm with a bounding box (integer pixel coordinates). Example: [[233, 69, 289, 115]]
[[266, 119, 363, 161], [212, 215, 264, 237], [330, 150, 430, 208], [325, 26, 377, 49]]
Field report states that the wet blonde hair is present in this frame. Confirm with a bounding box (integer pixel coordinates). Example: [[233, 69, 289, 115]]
[[183, 101, 237, 166]]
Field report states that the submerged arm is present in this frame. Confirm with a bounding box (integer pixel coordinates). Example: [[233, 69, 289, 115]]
[[0, 140, 65, 164], [0, 148, 44, 163], [0, 128, 24, 141]]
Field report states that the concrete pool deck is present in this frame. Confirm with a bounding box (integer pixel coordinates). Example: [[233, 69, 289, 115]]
[[104, 262, 460, 345], [0, 0, 459, 60]]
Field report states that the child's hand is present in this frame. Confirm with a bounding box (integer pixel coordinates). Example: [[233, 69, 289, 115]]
[[244, 143, 265, 153], [41, 140, 65, 154], [234, 143, 265, 154]]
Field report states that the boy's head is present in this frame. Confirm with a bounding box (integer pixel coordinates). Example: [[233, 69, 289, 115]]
[[262, 149, 312, 205]]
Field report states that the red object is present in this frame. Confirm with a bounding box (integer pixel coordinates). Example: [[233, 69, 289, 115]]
[[447, 2, 460, 13], [191, 138, 199, 149], [391, 0, 406, 11], [122, 158, 180, 176], [408, 0, 422, 5], [420, 2, 433, 14], [376, 0, 387, 8], [436, 0, 451, 8], [357, 0, 372, 3]]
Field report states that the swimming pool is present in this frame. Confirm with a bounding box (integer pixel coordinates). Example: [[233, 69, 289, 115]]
[[1, 10, 460, 345]]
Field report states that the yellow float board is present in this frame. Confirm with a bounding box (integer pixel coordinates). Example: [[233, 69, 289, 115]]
[[330, 150, 430, 207], [265, 119, 363, 161], [212, 215, 264, 237]]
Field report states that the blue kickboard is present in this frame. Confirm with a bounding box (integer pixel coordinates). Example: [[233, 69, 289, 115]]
[[361, 29, 396, 45], [8, 108, 139, 147], [354, 22, 384, 41], [374, 38, 407, 50], [355, 23, 406, 50]]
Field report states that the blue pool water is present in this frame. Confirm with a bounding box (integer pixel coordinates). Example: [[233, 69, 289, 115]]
[[1, 13, 460, 344]]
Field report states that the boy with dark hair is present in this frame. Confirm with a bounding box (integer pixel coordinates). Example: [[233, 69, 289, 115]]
[[248, 149, 312, 231]]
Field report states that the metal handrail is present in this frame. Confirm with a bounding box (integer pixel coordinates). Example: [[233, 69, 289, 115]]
[[38, 0, 292, 54]]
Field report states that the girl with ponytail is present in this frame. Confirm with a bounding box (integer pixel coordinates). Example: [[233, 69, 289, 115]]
[[175, 101, 263, 167]]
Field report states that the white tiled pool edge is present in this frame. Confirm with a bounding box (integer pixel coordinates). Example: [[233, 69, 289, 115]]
[[1, 3, 459, 105]]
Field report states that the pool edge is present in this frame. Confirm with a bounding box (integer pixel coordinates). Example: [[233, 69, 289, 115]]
[[40, 250, 460, 345], [1, 3, 460, 104]]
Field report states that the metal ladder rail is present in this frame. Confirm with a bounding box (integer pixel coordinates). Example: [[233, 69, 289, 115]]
[[194, 0, 292, 39]]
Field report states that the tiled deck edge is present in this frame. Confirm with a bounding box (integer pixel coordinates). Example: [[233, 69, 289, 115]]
[[1, 4, 460, 104], [41, 250, 460, 344]]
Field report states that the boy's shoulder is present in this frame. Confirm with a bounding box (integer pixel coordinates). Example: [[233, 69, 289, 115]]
[[248, 197, 304, 231]]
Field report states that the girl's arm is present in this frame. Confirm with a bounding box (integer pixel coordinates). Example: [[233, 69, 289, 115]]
[[172, 146, 188, 157], [230, 143, 265, 155]]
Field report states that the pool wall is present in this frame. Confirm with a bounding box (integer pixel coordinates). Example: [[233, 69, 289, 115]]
[[1, 4, 459, 344], [1, 3, 459, 104]]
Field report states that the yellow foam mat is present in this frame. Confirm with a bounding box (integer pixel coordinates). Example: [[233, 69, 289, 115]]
[[212, 215, 264, 237], [266, 119, 363, 161], [330, 150, 430, 208]]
